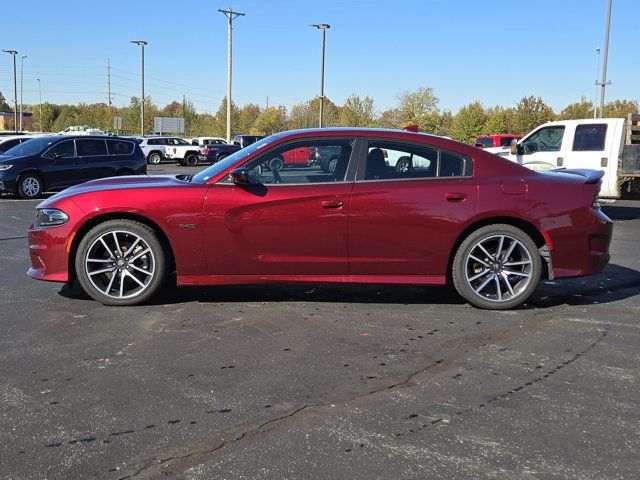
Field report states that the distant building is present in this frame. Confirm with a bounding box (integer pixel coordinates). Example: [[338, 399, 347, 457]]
[[0, 112, 33, 131]]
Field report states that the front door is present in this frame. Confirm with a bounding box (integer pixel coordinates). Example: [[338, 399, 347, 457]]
[[515, 124, 568, 171], [202, 137, 357, 276], [348, 140, 477, 277], [42, 139, 80, 188]]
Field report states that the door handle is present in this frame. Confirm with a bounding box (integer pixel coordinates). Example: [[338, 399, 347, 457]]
[[321, 200, 343, 209], [445, 192, 466, 201]]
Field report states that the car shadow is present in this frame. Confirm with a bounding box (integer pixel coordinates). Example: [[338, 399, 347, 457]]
[[59, 263, 640, 310]]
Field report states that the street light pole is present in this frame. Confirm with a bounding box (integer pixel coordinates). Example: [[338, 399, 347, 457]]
[[2, 50, 18, 132], [218, 7, 245, 144], [20, 54, 26, 132], [36, 78, 42, 131], [131, 40, 147, 136], [597, 0, 613, 118], [311, 24, 330, 128], [594, 47, 600, 119]]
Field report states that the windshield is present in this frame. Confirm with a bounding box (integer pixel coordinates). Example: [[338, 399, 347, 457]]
[[176, 138, 189, 145], [191, 135, 279, 183], [3, 136, 60, 156]]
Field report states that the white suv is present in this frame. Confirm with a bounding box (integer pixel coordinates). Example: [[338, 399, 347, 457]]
[[139, 137, 187, 165]]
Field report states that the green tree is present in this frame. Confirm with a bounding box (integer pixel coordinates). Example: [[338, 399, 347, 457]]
[[484, 106, 514, 133], [512, 96, 554, 134], [288, 97, 339, 129], [0, 91, 10, 112], [238, 103, 261, 134], [395, 87, 442, 133], [252, 106, 287, 135], [603, 99, 639, 118], [556, 96, 594, 120], [450, 102, 487, 143], [339, 93, 376, 127], [212, 97, 240, 138]]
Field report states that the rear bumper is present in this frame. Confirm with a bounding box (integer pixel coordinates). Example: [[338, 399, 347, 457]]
[[549, 207, 613, 278]]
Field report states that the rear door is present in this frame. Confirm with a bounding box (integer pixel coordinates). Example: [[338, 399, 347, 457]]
[[76, 138, 112, 181], [348, 139, 477, 277], [563, 121, 619, 197]]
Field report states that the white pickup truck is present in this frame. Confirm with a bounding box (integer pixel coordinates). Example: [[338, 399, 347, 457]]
[[487, 116, 640, 198], [162, 139, 201, 166]]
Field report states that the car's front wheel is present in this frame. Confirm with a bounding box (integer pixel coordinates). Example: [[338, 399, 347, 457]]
[[75, 219, 166, 306], [452, 224, 541, 310], [18, 173, 43, 199]]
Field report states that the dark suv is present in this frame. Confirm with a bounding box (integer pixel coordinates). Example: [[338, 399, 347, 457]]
[[0, 135, 146, 199]]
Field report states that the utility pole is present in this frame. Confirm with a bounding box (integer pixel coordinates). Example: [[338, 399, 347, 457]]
[[218, 6, 245, 144], [3, 50, 18, 132], [266, 96, 269, 109], [596, 0, 613, 118], [107, 58, 112, 106], [131, 40, 147, 136], [594, 47, 600, 119], [20, 54, 26, 132], [183, 94, 186, 133], [36, 78, 42, 131], [311, 24, 330, 128]]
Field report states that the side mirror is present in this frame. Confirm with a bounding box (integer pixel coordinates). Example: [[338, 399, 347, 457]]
[[510, 139, 523, 155], [229, 168, 252, 186]]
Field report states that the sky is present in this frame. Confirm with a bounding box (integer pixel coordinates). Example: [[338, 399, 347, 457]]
[[1, 0, 638, 115]]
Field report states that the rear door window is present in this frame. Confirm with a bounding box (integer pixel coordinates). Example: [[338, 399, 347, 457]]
[[107, 139, 134, 155], [572, 124, 607, 151], [77, 139, 108, 156]]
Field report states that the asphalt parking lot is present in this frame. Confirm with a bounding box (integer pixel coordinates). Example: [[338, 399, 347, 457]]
[[1, 164, 639, 479]]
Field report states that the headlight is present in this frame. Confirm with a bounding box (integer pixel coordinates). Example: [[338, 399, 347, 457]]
[[36, 208, 69, 227], [0, 164, 13, 171]]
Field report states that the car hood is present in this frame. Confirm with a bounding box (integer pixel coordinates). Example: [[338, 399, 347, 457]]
[[0, 153, 26, 162], [38, 175, 191, 207]]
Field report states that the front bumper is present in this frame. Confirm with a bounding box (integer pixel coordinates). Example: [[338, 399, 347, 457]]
[[0, 174, 17, 193]]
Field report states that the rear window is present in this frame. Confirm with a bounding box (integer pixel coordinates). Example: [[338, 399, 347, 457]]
[[77, 139, 107, 156], [475, 138, 494, 148], [573, 124, 607, 151], [107, 139, 134, 155], [499, 137, 516, 147]]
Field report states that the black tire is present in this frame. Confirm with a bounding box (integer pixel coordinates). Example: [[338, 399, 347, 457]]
[[185, 153, 198, 166], [216, 153, 228, 164], [396, 158, 410, 172], [75, 219, 167, 306], [18, 173, 43, 199], [148, 152, 162, 165], [451, 224, 541, 310], [328, 158, 338, 174], [269, 156, 284, 171]]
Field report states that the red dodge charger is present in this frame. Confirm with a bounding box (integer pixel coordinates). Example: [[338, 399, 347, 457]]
[[27, 128, 613, 309]]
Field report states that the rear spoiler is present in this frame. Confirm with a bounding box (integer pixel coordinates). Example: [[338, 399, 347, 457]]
[[551, 168, 604, 184]]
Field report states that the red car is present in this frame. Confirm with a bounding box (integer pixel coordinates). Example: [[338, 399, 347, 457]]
[[27, 128, 613, 309], [475, 134, 523, 149]]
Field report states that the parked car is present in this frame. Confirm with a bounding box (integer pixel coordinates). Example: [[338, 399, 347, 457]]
[[60, 125, 105, 136], [196, 135, 267, 166], [27, 128, 612, 310], [191, 137, 227, 147], [139, 137, 188, 165], [233, 135, 265, 148], [475, 134, 523, 149], [486, 117, 640, 198], [163, 139, 202, 166], [0, 135, 146, 199], [0, 135, 40, 154]]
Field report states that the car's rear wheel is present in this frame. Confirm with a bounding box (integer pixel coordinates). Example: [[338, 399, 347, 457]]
[[452, 224, 541, 310], [18, 173, 43, 199], [148, 152, 162, 165], [269, 156, 284, 171], [75, 219, 166, 306], [216, 153, 228, 163], [185, 153, 198, 166]]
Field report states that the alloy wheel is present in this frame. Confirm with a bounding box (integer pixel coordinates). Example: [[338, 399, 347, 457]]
[[464, 234, 533, 303], [84, 230, 156, 300]]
